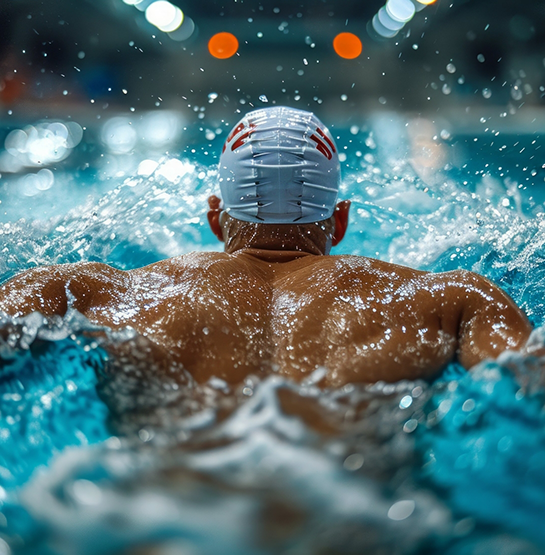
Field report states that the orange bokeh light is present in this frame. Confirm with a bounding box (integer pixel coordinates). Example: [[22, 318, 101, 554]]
[[333, 32, 362, 59], [208, 32, 239, 59]]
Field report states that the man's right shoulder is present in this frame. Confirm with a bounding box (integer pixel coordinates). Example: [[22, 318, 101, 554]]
[[131, 252, 231, 275], [2, 261, 121, 285]]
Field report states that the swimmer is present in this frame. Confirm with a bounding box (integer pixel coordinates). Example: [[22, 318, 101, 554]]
[[0, 107, 533, 387]]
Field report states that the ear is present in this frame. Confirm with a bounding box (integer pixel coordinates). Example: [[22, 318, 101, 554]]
[[332, 200, 350, 246], [207, 195, 224, 242]]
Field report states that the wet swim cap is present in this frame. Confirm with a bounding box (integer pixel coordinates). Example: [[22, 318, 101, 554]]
[[218, 106, 340, 224]]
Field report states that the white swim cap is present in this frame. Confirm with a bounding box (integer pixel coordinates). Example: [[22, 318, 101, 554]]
[[218, 106, 340, 224]]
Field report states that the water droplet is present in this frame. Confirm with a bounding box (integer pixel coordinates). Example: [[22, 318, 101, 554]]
[[482, 88, 492, 99], [259, 94, 268, 103], [340, 94, 348, 101], [442, 84, 451, 95], [446, 62, 456, 73], [440, 129, 451, 140], [477, 53, 485, 62]]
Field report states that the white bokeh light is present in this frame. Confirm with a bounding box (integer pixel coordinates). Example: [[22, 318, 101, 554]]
[[378, 7, 405, 31], [101, 117, 138, 154], [372, 14, 399, 38], [385, 0, 415, 23], [1, 121, 83, 171], [145, 1, 184, 32]]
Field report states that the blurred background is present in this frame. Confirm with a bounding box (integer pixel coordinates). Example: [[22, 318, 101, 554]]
[[1, 0, 544, 116], [0, 0, 544, 213]]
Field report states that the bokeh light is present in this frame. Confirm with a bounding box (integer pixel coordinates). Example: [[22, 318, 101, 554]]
[[333, 33, 363, 59], [145, 1, 184, 33], [168, 16, 195, 42], [208, 32, 239, 59], [385, 0, 415, 23], [101, 111, 184, 154], [378, 7, 405, 31], [416, 0, 437, 4], [0, 121, 83, 172]]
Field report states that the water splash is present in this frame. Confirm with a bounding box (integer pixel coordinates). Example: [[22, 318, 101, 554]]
[[1, 119, 545, 553]]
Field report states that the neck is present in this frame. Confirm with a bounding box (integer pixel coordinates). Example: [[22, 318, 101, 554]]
[[221, 215, 333, 257], [234, 248, 316, 263]]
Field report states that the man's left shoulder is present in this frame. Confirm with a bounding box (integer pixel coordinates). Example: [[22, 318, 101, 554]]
[[328, 254, 427, 279]]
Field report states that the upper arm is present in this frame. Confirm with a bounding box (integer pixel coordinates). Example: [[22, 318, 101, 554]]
[[440, 269, 532, 368], [0, 262, 124, 318]]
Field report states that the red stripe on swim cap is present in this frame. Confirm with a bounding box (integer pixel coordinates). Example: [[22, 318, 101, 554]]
[[223, 122, 255, 153], [231, 127, 255, 151], [310, 133, 333, 160], [316, 127, 336, 153]]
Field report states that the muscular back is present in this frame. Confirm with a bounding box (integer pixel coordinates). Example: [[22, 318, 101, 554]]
[[0, 251, 531, 386]]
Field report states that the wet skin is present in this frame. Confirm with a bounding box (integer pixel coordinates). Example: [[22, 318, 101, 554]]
[[0, 198, 532, 387]]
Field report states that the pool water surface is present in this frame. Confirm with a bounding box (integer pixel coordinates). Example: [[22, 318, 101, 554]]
[[1, 112, 545, 554]]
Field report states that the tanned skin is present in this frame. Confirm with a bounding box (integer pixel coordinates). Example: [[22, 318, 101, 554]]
[[0, 196, 532, 387]]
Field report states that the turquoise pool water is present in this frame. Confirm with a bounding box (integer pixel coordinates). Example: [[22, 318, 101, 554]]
[[1, 112, 545, 554]]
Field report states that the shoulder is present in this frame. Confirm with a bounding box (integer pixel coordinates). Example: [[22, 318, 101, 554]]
[[427, 268, 496, 290], [326, 255, 428, 280], [129, 252, 234, 279], [1, 261, 123, 288]]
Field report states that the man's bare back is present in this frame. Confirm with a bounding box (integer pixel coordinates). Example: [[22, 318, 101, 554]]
[[0, 248, 531, 387], [0, 107, 533, 387]]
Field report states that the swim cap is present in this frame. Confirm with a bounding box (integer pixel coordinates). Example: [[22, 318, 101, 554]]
[[218, 106, 340, 224]]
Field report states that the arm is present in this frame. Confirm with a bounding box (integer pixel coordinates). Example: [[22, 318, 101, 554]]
[[0, 262, 120, 318], [441, 270, 532, 369]]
